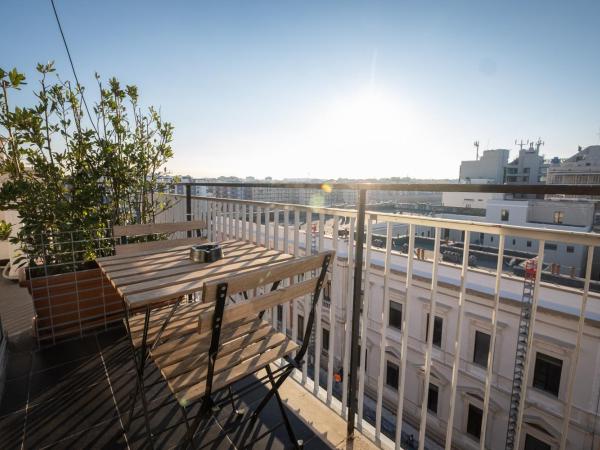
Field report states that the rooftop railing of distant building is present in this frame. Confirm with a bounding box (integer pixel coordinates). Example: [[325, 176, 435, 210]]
[[150, 181, 600, 450]]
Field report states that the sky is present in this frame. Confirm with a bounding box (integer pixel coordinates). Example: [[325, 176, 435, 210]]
[[2, 1, 600, 180]]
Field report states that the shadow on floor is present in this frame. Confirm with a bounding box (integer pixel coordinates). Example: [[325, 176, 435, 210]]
[[0, 324, 331, 449]]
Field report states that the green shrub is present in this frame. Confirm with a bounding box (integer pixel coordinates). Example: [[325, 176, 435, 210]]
[[0, 63, 176, 273]]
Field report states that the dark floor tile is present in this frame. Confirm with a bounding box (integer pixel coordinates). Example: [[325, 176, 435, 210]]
[[24, 380, 118, 448], [301, 435, 336, 450], [28, 357, 104, 405], [6, 350, 32, 380], [214, 373, 276, 417], [125, 400, 230, 450], [109, 369, 172, 416], [100, 341, 135, 375], [96, 324, 128, 350], [125, 394, 184, 440], [228, 423, 332, 450], [31, 335, 99, 372], [0, 376, 29, 415], [0, 410, 25, 450], [190, 417, 235, 450], [222, 394, 319, 450], [37, 418, 126, 449], [8, 332, 36, 354]]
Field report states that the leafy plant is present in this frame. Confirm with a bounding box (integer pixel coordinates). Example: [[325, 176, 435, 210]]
[[0, 220, 11, 240], [0, 63, 176, 274]]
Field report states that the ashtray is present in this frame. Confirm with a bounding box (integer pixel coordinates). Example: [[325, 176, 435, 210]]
[[190, 243, 223, 263]]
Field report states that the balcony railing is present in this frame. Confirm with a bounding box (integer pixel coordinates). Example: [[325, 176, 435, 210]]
[[4, 181, 600, 449], [150, 181, 600, 450]]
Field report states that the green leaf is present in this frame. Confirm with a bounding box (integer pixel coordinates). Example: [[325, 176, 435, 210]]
[[8, 68, 26, 88]]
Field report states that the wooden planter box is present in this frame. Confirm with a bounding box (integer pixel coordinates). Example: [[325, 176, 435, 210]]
[[28, 267, 124, 345]]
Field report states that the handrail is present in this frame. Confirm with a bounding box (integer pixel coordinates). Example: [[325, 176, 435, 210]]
[[179, 181, 600, 195], [178, 194, 600, 246]]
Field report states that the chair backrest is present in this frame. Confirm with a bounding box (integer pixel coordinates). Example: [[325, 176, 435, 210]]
[[201, 251, 332, 341], [113, 220, 207, 255], [195, 250, 333, 400]]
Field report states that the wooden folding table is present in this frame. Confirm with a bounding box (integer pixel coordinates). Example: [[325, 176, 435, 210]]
[[96, 239, 296, 447]]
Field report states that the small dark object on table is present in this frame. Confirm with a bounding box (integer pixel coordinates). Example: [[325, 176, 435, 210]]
[[190, 243, 223, 263]]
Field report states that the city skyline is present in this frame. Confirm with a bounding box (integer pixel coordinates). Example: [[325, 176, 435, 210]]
[[2, 1, 600, 179]]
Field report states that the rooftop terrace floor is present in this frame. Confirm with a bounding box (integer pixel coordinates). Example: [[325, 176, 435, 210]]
[[0, 325, 335, 449]]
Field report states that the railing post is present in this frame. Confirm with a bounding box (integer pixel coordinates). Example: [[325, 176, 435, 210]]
[[347, 188, 366, 439], [185, 184, 192, 237]]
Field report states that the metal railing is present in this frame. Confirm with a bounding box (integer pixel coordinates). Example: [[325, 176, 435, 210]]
[[159, 181, 600, 450]]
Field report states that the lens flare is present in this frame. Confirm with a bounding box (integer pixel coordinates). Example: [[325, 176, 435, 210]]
[[321, 183, 332, 193]]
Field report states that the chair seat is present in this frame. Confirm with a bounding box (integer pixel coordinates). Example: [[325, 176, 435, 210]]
[[127, 300, 214, 349], [149, 315, 299, 405]]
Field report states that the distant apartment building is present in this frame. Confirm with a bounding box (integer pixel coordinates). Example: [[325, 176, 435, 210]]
[[439, 144, 599, 278], [546, 145, 600, 187], [504, 142, 548, 185], [443, 149, 508, 209], [460, 149, 509, 184]]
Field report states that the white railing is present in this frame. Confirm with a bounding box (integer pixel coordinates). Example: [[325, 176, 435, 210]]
[[157, 193, 600, 450]]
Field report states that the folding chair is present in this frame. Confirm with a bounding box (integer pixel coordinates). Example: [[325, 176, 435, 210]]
[[144, 250, 333, 448]]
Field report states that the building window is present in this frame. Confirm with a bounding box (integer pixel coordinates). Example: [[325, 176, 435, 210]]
[[533, 352, 562, 397], [501, 209, 509, 221], [389, 301, 403, 330], [473, 331, 491, 367], [566, 246, 574, 253], [386, 361, 399, 390], [490, 236, 494, 243], [524, 434, 551, 450], [297, 314, 304, 342], [544, 243, 557, 251], [323, 279, 331, 302], [425, 314, 443, 348], [527, 240, 532, 248], [553, 211, 564, 224], [466, 404, 483, 440], [277, 304, 283, 324], [512, 239, 516, 245], [322, 328, 330, 352], [427, 383, 439, 414]]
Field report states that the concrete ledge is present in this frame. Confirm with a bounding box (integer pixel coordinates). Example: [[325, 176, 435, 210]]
[[276, 371, 382, 450]]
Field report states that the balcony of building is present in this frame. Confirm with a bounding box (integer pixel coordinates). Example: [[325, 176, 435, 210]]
[[1, 182, 600, 450]]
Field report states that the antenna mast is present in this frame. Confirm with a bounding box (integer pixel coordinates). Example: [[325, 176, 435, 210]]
[[515, 139, 529, 151], [474, 140, 480, 160], [534, 138, 544, 152]]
